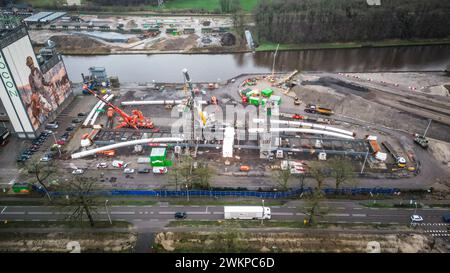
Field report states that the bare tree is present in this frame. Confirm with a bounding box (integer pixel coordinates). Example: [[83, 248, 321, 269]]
[[327, 157, 356, 189], [26, 160, 57, 201], [193, 163, 215, 190], [55, 176, 102, 227], [303, 162, 329, 225], [273, 169, 291, 191]]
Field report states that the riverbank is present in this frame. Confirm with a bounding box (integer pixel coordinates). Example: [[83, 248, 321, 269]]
[[44, 38, 450, 56], [256, 38, 450, 52]]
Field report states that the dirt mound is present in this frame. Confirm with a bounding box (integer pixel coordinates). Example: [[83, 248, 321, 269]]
[[149, 34, 199, 51], [428, 138, 450, 168], [49, 35, 111, 54], [221, 33, 236, 46]]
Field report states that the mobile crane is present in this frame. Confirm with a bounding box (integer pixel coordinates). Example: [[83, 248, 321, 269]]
[[82, 84, 153, 130]]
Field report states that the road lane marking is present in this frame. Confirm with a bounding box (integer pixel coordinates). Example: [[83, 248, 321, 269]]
[[110, 212, 135, 215], [28, 212, 52, 215], [272, 212, 294, 216], [353, 207, 363, 210], [213, 212, 224, 215], [295, 213, 306, 216], [1, 206, 6, 214], [186, 211, 210, 215], [158, 211, 176, 214], [2, 212, 25, 214], [337, 221, 347, 223], [351, 214, 367, 217], [190, 205, 200, 207], [328, 213, 350, 217], [389, 222, 399, 225], [175, 205, 183, 207], [354, 222, 364, 224], [371, 222, 382, 224], [337, 207, 346, 210], [369, 208, 379, 210], [31, 219, 40, 221], [287, 207, 296, 209]]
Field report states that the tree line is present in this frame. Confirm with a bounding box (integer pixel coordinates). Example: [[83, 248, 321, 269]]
[[253, 0, 450, 44]]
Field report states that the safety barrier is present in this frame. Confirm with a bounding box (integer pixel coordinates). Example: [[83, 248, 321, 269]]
[[34, 185, 400, 199]]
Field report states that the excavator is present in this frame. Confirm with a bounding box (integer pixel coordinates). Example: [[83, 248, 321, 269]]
[[82, 84, 153, 130]]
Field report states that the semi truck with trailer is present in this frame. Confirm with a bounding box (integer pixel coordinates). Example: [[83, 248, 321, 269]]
[[305, 104, 333, 116], [224, 206, 271, 220]]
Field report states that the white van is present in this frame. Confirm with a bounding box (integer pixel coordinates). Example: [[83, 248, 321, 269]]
[[152, 167, 167, 174], [112, 160, 127, 168]]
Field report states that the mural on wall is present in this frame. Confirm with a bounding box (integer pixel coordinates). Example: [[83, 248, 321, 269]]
[[2, 36, 72, 130], [42, 60, 72, 109]]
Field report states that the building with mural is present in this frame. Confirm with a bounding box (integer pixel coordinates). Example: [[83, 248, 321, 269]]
[[0, 23, 73, 139]]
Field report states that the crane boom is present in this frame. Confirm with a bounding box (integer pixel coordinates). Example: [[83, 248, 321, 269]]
[[83, 84, 153, 130]]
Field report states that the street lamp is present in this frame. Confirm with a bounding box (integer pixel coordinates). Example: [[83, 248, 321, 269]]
[[105, 199, 112, 225], [261, 199, 265, 226], [186, 184, 189, 202]]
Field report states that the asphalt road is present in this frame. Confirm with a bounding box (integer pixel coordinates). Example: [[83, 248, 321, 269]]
[[1, 201, 447, 226]]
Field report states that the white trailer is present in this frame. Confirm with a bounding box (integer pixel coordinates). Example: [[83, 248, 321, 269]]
[[224, 206, 271, 220]]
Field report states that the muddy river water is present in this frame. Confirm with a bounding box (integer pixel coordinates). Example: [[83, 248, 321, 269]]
[[63, 45, 450, 83]]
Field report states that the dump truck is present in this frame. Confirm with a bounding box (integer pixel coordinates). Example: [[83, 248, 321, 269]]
[[305, 104, 333, 115], [382, 141, 407, 168], [224, 206, 271, 220]]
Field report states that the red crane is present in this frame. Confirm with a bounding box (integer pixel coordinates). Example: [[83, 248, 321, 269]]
[[82, 85, 153, 130]]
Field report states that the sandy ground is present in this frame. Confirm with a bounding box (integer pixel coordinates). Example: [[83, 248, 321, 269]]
[[295, 73, 450, 143], [428, 138, 450, 168], [0, 232, 136, 252], [155, 231, 438, 253], [347, 73, 450, 96], [28, 14, 241, 54]]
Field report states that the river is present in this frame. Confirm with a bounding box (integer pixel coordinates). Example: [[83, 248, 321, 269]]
[[62, 45, 450, 83]]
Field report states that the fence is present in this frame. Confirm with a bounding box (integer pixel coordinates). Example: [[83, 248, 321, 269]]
[[34, 185, 400, 199]]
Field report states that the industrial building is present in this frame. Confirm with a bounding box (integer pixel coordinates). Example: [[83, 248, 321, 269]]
[[0, 22, 74, 139]]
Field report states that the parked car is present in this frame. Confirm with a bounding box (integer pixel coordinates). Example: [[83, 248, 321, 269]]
[[45, 122, 59, 129], [72, 118, 82, 123], [72, 169, 84, 175], [40, 155, 51, 162], [410, 215, 423, 222], [65, 126, 75, 132], [43, 130, 53, 134], [56, 140, 65, 145], [123, 168, 135, 174], [137, 167, 150, 173], [96, 162, 108, 168], [61, 132, 70, 139], [77, 112, 86, 117], [442, 215, 450, 223], [174, 212, 187, 219], [17, 155, 30, 162]]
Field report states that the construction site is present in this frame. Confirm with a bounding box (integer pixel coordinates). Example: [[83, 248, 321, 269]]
[[20, 63, 446, 192]]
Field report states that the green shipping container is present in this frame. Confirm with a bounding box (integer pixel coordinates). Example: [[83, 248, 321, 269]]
[[249, 96, 260, 106], [150, 148, 167, 166], [261, 88, 273, 97]]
